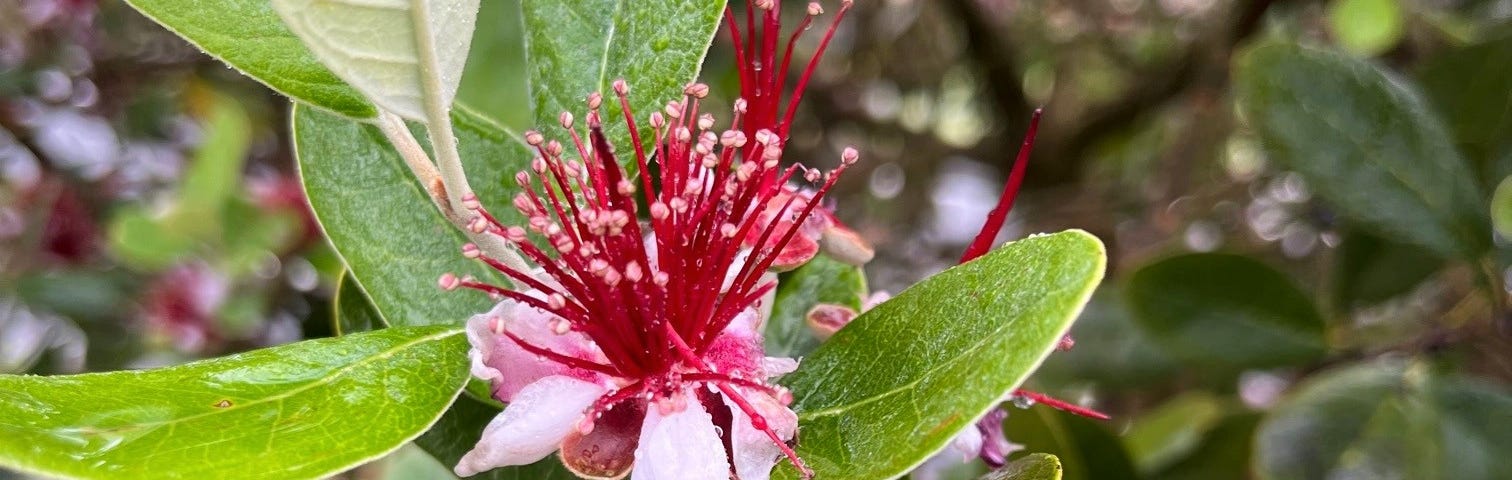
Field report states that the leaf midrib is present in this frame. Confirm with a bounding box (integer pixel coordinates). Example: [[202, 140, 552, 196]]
[[74, 328, 461, 431], [796, 272, 1086, 420]]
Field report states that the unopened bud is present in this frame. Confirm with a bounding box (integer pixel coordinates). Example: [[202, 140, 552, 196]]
[[438, 273, 461, 291], [806, 304, 858, 340]]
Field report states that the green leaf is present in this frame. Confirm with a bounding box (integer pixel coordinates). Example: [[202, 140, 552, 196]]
[[377, 444, 456, 480], [272, 0, 478, 121], [105, 210, 199, 271], [1002, 406, 1140, 480], [1496, 176, 1512, 238], [122, 0, 374, 118], [765, 254, 868, 357], [981, 453, 1063, 480], [1126, 253, 1327, 370], [1326, 0, 1404, 56], [1331, 228, 1444, 310], [457, 0, 530, 128], [1031, 290, 1179, 390], [106, 91, 253, 271], [294, 104, 525, 327], [335, 271, 388, 336], [1121, 392, 1228, 474], [523, 0, 726, 150], [0, 327, 470, 480], [1417, 33, 1512, 183], [414, 395, 578, 479], [1255, 360, 1512, 480], [1152, 412, 1263, 480], [1236, 41, 1491, 260], [776, 231, 1106, 479]]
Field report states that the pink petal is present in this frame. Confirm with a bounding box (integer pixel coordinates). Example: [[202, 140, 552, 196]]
[[466, 298, 607, 402], [705, 308, 764, 378], [945, 428, 984, 461], [454, 376, 605, 477], [760, 357, 799, 378], [630, 391, 730, 480], [720, 388, 798, 480]]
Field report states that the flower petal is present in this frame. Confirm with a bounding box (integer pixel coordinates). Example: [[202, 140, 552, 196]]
[[455, 376, 605, 477], [705, 308, 764, 378], [630, 391, 730, 480], [721, 388, 798, 480], [467, 299, 607, 402], [561, 400, 645, 480]]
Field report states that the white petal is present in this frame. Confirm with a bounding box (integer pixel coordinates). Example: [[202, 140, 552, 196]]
[[761, 357, 799, 378], [722, 389, 798, 480], [947, 427, 984, 461], [454, 376, 605, 477], [630, 391, 730, 480]]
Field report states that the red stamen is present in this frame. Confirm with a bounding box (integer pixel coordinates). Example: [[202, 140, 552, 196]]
[[959, 109, 1042, 264], [1013, 389, 1111, 420]]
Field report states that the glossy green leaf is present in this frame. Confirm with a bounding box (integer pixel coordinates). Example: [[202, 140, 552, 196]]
[[765, 254, 868, 357], [415, 395, 577, 479], [1326, 0, 1404, 56], [1417, 33, 1512, 183], [294, 104, 524, 327], [122, 0, 374, 118], [1126, 253, 1327, 370], [1002, 406, 1140, 480], [1236, 41, 1491, 260], [1494, 176, 1512, 238], [0, 327, 470, 480], [1331, 228, 1444, 310], [776, 231, 1106, 479], [1255, 360, 1512, 480], [334, 271, 388, 336], [981, 453, 1063, 480], [1121, 392, 1228, 474], [272, 0, 479, 121], [523, 0, 726, 150]]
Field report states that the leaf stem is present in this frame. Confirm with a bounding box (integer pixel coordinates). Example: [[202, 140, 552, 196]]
[[374, 111, 529, 286], [398, 0, 530, 282]]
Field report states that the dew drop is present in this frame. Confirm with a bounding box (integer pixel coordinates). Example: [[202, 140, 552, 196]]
[[1011, 395, 1036, 409]]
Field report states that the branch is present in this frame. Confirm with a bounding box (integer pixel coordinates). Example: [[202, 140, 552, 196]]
[[941, 0, 1033, 131]]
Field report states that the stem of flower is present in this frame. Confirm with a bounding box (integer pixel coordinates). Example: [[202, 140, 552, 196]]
[[373, 111, 531, 287]]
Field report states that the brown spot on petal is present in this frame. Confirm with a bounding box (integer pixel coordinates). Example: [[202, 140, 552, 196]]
[[806, 304, 858, 340], [561, 400, 645, 480]]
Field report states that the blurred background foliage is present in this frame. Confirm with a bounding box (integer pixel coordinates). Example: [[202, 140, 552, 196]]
[[1, 0, 1510, 479]]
